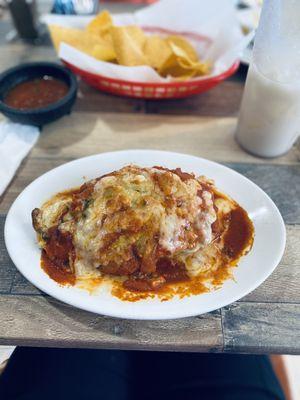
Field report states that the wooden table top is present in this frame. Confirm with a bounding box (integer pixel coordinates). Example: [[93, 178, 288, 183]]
[[0, 19, 299, 354]]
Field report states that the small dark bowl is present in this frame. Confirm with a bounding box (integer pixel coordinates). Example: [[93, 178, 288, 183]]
[[0, 62, 77, 127]]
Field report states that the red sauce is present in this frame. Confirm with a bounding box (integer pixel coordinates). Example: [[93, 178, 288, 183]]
[[41, 250, 75, 285], [170, 168, 195, 182], [4, 76, 69, 110], [41, 227, 75, 285], [122, 258, 189, 293], [72, 182, 94, 201], [123, 278, 164, 292], [101, 257, 140, 276], [36, 175, 254, 302], [156, 257, 189, 283], [223, 206, 253, 259], [153, 166, 195, 182], [113, 204, 254, 301]]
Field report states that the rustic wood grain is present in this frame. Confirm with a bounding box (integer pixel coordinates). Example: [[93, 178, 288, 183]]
[[222, 303, 300, 354], [241, 225, 300, 303], [75, 82, 146, 114], [75, 81, 243, 116], [10, 271, 42, 295], [145, 81, 244, 116], [0, 295, 222, 351], [225, 163, 300, 225], [0, 157, 64, 214], [0, 219, 16, 293], [0, 43, 56, 71], [32, 113, 300, 165]]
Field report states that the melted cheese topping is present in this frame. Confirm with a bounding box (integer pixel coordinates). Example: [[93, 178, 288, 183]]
[[33, 165, 256, 302], [33, 165, 218, 279]]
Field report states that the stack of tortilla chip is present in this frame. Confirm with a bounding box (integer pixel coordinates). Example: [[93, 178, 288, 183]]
[[49, 10, 211, 79]]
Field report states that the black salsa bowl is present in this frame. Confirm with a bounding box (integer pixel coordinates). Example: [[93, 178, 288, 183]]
[[0, 62, 77, 127]]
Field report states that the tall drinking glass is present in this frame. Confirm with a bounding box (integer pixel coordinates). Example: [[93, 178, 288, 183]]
[[236, 0, 300, 157]]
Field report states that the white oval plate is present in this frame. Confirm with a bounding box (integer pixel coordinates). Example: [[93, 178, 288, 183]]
[[5, 150, 286, 320]]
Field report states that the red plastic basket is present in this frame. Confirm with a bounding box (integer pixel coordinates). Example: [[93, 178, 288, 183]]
[[63, 28, 240, 100]]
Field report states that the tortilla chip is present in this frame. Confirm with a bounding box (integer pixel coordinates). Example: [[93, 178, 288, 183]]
[[166, 35, 198, 63], [175, 72, 198, 81], [158, 53, 177, 75], [160, 63, 197, 79], [169, 42, 193, 63], [102, 31, 113, 46], [49, 25, 116, 61], [110, 26, 148, 66], [49, 25, 84, 52], [86, 10, 113, 37], [143, 36, 172, 70], [125, 26, 147, 48], [168, 42, 210, 77], [49, 16, 211, 79], [179, 59, 211, 76], [92, 44, 116, 62]]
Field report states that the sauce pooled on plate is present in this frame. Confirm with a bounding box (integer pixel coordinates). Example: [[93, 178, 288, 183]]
[[33, 166, 254, 302]]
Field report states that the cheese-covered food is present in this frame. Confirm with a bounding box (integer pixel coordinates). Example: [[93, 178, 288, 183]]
[[32, 165, 254, 299]]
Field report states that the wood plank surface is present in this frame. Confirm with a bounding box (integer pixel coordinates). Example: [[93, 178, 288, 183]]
[[11, 271, 42, 295], [0, 295, 222, 351], [1, 293, 299, 354], [226, 163, 300, 225], [144, 81, 244, 117], [241, 225, 300, 303], [0, 27, 299, 353], [0, 221, 15, 294], [31, 113, 300, 165], [74, 81, 244, 116], [223, 303, 300, 354]]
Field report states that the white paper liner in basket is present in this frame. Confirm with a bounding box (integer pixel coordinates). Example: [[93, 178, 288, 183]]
[[42, 0, 254, 83]]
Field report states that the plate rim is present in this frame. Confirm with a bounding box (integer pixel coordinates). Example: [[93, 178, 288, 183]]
[[4, 149, 286, 320]]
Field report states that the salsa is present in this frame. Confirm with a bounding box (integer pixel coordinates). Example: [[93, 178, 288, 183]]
[[112, 204, 254, 302], [39, 202, 254, 301], [223, 206, 254, 259], [34, 168, 254, 302], [4, 76, 69, 110], [41, 227, 75, 286]]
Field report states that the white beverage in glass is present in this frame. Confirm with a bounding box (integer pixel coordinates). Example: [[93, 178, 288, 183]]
[[236, 0, 300, 158]]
